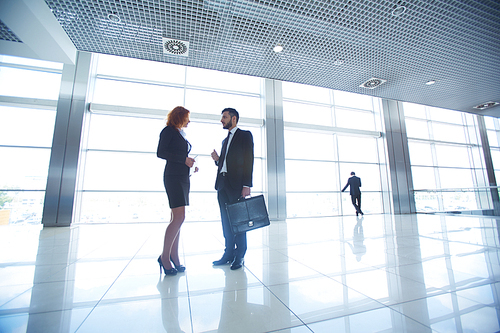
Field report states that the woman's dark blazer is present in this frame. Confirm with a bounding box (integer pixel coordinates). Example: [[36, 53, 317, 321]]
[[157, 126, 190, 176]]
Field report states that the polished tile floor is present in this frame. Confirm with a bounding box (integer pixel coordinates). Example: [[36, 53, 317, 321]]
[[1, 214, 500, 332]]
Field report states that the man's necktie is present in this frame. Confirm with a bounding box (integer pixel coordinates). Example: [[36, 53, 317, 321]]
[[219, 131, 231, 170]]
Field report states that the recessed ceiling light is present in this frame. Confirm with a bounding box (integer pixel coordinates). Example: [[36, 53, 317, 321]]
[[273, 45, 283, 53], [426, 80, 436, 85], [473, 101, 499, 110], [392, 6, 406, 16], [333, 59, 344, 65], [107, 14, 121, 23]]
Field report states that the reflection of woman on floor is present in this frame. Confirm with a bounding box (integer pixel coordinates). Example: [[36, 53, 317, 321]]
[[157, 276, 186, 333], [347, 217, 366, 262]]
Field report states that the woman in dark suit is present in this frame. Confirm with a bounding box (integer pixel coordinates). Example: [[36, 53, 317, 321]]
[[157, 106, 197, 275]]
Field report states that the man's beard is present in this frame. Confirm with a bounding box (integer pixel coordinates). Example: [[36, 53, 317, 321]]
[[223, 119, 233, 129]]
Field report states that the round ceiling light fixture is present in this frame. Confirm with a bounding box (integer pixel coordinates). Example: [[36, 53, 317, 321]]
[[164, 39, 189, 55], [392, 6, 406, 16], [359, 77, 387, 89], [273, 45, 283, 53], [107, 14, 121, 23]]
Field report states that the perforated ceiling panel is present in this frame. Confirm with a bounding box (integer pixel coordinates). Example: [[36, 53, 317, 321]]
[[0, 20, 22, 43], [42, 0, 500, 115]]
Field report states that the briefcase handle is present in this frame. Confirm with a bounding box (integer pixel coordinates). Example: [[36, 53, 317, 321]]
[[236, 195, 251, 202]]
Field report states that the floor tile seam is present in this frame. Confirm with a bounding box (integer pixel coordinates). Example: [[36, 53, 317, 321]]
[[420, 234, 499, 249], [255, 278, 311, 329], [379, 304, 435, 331], [72, 235, 153, 332], [389, 287, 497, 310], [287, 306, 362, 326], [241, 266, 327, 324], [181, 251, 194, 333], [266, 323, 314, 333], [0, 285, 33, 309], [390, 298, 496, 329], [182, 272, 195, 333], [380, 264, 447, 290], [291, 300, 391, 326], [452, 275, 498, 287], [251, 273, 334, 289], [266, 253, 373, 280], [383, 289, 457, 308], [0, 307, 30, 316], [251, 265, 392, 319], [0, 299, 99, 317], [98, 294, 165, 305], [440, 278, 500, 294], [0, 261, 40, 268], [318, 274, 418, 312], [185, 280, 268, 298], [435, 302, 497, 325]]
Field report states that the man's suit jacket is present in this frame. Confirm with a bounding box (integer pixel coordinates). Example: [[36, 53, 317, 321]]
[[215, 128, 254, 191], [342, 176, 362, 197]]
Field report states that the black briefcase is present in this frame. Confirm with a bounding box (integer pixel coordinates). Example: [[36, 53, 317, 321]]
[[226, 195, 270, 234]]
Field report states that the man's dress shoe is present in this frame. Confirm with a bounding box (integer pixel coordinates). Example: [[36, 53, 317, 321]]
[[230, 258, 244, 270], [213, 256, 233, 266]]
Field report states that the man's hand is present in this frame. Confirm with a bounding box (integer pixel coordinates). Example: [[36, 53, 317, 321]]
[[185, 157, 195, 168], [241, 187, 251, 198], [211, 149, 219, 161]]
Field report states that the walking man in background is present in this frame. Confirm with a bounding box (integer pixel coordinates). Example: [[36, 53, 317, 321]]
[[342, 171, 363, 216]]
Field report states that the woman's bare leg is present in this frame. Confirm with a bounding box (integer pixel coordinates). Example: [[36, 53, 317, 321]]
[[161, 206, 185, 269], [170, 229, 181, 265]]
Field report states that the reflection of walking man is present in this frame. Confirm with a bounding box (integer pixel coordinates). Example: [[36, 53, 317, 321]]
[[347, 217, 366, 262], [342, 171, 363, 216]]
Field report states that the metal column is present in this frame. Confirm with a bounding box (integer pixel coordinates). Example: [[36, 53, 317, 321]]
[[42, 51, 92, 226], [382, 100, 416, 214], [477, 115, 500, 215], [264, 79, 286, 220]]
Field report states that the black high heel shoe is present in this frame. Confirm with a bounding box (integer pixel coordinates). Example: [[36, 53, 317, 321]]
[[158, 256, 177, 276], [170, 256, 186, 272]]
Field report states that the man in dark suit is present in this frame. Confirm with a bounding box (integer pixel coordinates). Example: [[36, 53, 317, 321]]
[[211, 108, 254, 270], [342, 171, 363, 216]]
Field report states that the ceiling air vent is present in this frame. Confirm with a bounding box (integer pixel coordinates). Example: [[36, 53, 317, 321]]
[[473, 101, 499, 110], [359, 77, 387, 89], [162, 38, 189, 56]]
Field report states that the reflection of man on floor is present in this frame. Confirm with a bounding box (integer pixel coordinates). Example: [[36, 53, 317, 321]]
[[218, 269, 272, 332], [347, 217, 366, 262]]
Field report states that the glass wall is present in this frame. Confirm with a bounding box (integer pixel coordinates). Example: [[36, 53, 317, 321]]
[[403, 103, 488, 212], [282, 82, 385, 218], [75, 54, 264, 223], [0, 56, 62, 225], [2, 53, 498, 224], [485, 117, 500, 183]]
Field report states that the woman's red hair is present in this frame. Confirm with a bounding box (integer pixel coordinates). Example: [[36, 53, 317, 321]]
[[166, 106, 190, 129]]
